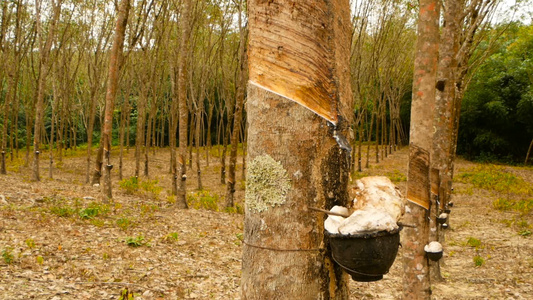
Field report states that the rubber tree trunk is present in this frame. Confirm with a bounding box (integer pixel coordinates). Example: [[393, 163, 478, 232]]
[[402, 0, 440, 299], [176, 0, 192, 209], [526, 138, 533, 165], [225, 1, 246, 208], [32, 0, 62, 181], [101, 0, 130, 200], [429, 0, 459, 282], [242, 0, 353, 298]]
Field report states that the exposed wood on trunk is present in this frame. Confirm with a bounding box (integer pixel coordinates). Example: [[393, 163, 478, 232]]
[[243, 0, 352, 298], [403, 0, 440, 298]]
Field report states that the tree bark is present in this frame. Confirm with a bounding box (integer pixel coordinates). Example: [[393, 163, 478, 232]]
[[32, 0, 62, 181], [403, 0, 440, 299], [430, 0, 460, 282], [176, 0, 192, 209], [101, 0, 130, 199], [242, 0, 352, 298], [525, 138, 533, 165], [225, 0, 246, 208]]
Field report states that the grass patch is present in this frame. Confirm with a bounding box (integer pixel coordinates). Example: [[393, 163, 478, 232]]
[[2, 247, 14, 264], [117, 217, 134, 231], [79, 202, 109, 219], [386, 169, 407, 182], [119, 177, 140, 194], [473, 255, 485, 267], [466, 237, 482, 249], [493, 198, 533, 215], [123, 235, 148, 247], [225, 203, 244, 214], [162, 232, 179, 243], [50, 205, 76, 218], [457, 165, 532, 195], [119, 177, 163, 199], [187, 190, 219, 211]]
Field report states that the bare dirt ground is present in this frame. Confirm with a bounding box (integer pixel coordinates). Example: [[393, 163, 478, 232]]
[[0, 146, 531, 299]]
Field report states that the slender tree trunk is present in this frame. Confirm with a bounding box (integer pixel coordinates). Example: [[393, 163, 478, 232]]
[[525, 138, 533, 165], [243, 0, 352, 298], [195, 104, 203, 190], [430, 0, 460, 282], [225, 1, 246, 208], [86, 89, 98, 183], [0, 64, 14, 174], [220, 107, 232, 184], [32, 0, 62, 181], [119, 94, 129, 180], [357, 113, 363, 172], [170, 65, 178, 194], [241, 121, 247, 182], [101, 0, 130, 200], [375, 106, 380, 163], [49, 82, 59, 179], [25, 109, 32, 167], [366, 104, 375, 168], [176, 0, 192, 208], [91, 137, 104, 185], [403, 0, 440, 299], [135, 91, 147, 177]]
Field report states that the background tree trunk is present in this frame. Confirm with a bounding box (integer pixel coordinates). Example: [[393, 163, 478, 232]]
[[32, 0, 62, 181], [101, 0, 130, 199], [176, 0, 192, 209], [225, 0, 246, 208]]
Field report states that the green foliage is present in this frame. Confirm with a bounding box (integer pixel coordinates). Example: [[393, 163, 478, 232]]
[[119, 177, 139, 194], [119, 177, 163, 199], [123, 235, 147, 247], [460, 24, 533, 162], [457, 165, 531, 195], [2, 247, 14, 264], [116, 217, 134, 231], [25, 238, 35, 250], [187, 190, 219, 211], [50, 205, 76, 217], [493, 198, 533, 215], [162, 232, 179, 243], [519, 229, 532, 237], [458, 165, 533, 215], [79, 202, 109, 220], [119, 288, 135, 300], [139, 179, 163, 199], [225, 203, 244, 214], [466, 237, 482, 248], [386, 169, 407, 182], [473, 255, 485, 267]]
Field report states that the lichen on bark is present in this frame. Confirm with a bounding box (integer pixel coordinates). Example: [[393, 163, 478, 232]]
[[245, 154, 291, 213]]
